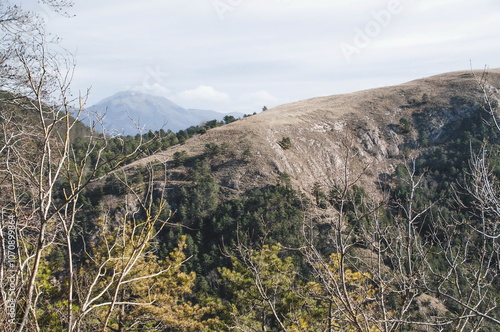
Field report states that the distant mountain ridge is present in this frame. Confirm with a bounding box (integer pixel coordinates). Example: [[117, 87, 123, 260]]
[[87, 91, 243, 135]]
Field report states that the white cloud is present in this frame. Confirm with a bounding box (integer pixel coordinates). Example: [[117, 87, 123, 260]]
[[178, 85, 230, 103]]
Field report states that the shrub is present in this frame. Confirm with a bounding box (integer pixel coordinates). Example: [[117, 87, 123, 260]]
[[173, 150, 189, 166], [399, 117, 412, 134], [279, 137, 292, 150]]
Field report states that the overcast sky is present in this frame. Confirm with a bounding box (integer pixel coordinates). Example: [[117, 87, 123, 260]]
[[16, 0, 500, 113]]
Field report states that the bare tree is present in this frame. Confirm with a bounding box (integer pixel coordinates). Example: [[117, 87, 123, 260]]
[[0, 3, 177, 331], [302, 128, 499, 331], [301, 134, 389, 332], [468, 68, 500, 240], [73, 168, 169, 332]]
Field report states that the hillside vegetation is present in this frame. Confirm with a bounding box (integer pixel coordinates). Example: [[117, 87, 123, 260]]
[[1, 62, 499, 330], [133, 69, 500, 197], [3, 2, 498, 331]]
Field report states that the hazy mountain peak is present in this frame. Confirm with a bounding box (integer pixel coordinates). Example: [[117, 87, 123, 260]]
[[87, 91, 241, 135]]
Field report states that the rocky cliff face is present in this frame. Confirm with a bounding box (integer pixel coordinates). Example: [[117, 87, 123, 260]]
[[127, 69, 500, 199]]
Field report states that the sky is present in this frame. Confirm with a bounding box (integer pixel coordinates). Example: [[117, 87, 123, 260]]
[[14, 0, 500, 114]]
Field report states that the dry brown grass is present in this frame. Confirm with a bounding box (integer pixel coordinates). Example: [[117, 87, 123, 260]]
[[127, 68, 500, 199]]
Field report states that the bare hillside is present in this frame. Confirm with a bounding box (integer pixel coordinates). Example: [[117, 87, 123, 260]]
[[128, 69, 500, 198]]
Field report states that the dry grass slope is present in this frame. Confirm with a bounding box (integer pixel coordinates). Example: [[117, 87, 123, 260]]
[[127, 69, 500, 199]]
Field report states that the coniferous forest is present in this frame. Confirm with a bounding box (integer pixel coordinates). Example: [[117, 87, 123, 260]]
[[0, 2, 499, 331]]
